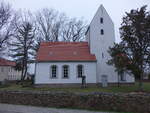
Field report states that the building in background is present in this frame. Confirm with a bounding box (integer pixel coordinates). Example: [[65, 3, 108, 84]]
[[0, 58, 21, 82]]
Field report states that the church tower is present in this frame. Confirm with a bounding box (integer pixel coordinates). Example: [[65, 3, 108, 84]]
[[86, 5, 117, 84]]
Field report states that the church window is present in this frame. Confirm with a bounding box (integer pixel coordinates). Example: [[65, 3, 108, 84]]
[[77, 65, 83, 78], [63, 65, 69, 78], [50, 65, 57, 78]]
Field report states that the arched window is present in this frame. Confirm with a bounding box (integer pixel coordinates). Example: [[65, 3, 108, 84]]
[[77, 65, 83, 78], [101, 29, 104, 35], [63, 65, 69, 78], [51, 65, 57, 78]]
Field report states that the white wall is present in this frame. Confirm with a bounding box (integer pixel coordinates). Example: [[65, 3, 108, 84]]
[[8, 67, 22, 80], [0, 66, 21, 81], [0, 66, 8, 81], [86, 5, 134, 83], [35, 62, 97, 84], [27, 63, 35, 75]]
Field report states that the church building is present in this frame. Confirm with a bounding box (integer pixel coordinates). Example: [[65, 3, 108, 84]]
[[35, 5, 135, 87]]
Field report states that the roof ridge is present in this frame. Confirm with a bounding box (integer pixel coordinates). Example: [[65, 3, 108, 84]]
[[41, 42, 88, 46]]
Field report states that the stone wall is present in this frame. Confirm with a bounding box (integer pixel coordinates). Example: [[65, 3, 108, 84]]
[[0, 90, 149, 113]]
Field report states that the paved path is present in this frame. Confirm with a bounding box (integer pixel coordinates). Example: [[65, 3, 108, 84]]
[[0, 103, 113, 113]]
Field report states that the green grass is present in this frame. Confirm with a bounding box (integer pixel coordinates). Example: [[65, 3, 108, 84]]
[[0, 82, 150, 93]]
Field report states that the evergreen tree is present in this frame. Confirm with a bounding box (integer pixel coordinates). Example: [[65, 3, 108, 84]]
[[108, 6, 150, 90]]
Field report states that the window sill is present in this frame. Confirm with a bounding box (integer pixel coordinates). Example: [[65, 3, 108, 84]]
[[50, 77, 58, 79], [62, 77, 69, 79]]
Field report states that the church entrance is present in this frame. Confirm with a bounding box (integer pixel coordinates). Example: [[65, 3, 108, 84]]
[[101, 75, 108, 87]]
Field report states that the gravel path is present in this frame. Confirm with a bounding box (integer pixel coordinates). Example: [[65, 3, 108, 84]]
[[0, 103, 113, 113]]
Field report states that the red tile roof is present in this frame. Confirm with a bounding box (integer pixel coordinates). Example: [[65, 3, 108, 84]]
[[0, 58, 16, 66], [36, 42, 96, 62]]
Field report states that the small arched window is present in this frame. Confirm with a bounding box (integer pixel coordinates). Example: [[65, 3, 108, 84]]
[[63, 65, 69, 78], [51, 65, 57, 78], [101, 29, 104, 35], [77, 65, 83, 78]]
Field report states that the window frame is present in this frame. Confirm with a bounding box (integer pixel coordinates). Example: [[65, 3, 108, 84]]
[[77, 65, 84, 78], [50, 65, 58, 79], [62, 65, 69, 79]]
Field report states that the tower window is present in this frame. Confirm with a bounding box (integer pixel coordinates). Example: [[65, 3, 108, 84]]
[[100, 18, 103, 24], [101, 29, 104, 35]]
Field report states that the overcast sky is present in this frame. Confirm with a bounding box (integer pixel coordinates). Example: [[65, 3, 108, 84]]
[[5, 0, 150, 42]]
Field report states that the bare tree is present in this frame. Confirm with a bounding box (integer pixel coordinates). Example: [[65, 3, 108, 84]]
[[61, 18, 87, 42], [0, 2, 15, 56], [36, 8, 66, 42], [10, 21, 36, 81], [8, 10, 37, 81], [36, 8, 87, 43]]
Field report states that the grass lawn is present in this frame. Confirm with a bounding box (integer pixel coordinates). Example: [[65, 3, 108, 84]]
[[0, 82, 150, 93]]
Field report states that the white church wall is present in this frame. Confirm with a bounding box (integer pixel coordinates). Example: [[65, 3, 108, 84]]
[[35, 62, 97, 84]]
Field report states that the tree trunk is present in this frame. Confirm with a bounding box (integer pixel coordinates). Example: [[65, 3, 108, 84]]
[[139, 74, 143, 91], [21, 58, 26, 82], [138, 62, 144, 91], [118, 74, 120, 87], [23, 63, 27, 80], [21, 68, 24, 81], [21, 61, 25, 81]]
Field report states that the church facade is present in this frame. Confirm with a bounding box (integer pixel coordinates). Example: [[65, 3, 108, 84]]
[[35, 5, 135, 86]]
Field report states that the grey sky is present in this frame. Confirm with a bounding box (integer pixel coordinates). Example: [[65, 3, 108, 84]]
[[5, 0, 150, 42]]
